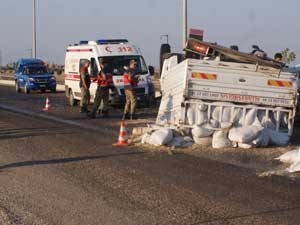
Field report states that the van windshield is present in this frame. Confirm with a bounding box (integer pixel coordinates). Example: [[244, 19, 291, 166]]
[[99, 55, 148, 76], [23, 66, 48, 75]]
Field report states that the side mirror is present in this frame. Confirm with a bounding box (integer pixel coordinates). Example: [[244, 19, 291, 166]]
[[148, 66, 155, 76]]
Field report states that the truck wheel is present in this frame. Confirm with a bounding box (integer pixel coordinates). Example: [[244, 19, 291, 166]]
[[69, 89, 78, 106], [15, 81, 21, 93], [24, 85, 30, 94]]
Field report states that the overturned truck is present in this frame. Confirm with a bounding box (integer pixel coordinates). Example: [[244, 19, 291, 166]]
[[156, 39, 299, 147]]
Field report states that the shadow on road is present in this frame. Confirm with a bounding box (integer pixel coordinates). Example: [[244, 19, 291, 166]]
[[0, 126, 76, 140], [0, 152, 143, 170]]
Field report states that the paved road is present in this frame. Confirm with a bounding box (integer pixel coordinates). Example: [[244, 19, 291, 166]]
[[0, 85, 300, 225]]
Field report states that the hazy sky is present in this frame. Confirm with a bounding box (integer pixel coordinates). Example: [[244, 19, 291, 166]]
[[0, 0, 299, 67]]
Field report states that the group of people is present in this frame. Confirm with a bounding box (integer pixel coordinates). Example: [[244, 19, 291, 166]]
[[79, 59, 139, 120]]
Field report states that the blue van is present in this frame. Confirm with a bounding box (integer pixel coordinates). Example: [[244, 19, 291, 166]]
[[15, 58, 57, 94]]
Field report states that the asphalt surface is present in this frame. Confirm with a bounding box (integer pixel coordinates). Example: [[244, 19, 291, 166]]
[[0, 85, 300, 225]]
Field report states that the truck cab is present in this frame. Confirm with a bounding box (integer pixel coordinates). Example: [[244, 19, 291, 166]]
[[15, 58, 57, 94], [64, 39, 155, 107]]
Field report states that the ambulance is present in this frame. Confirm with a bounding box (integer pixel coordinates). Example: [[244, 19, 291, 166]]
[[64, 39, 155, 107]]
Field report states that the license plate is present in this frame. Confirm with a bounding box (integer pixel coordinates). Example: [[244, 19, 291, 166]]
[[39, 85, 46, 87], [137, 97, 141, 100]]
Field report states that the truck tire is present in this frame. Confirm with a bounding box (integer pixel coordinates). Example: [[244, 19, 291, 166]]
[[160, 43, 171, 74], [69, 89, 78, 106], [15, 81, 21, 93]]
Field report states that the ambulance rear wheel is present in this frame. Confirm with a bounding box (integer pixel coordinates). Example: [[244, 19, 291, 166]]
[[69, 89, 78, 106]]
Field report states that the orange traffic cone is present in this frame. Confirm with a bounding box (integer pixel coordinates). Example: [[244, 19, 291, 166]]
[[112, 120, 129, 147], [43, 97, 51, 111]]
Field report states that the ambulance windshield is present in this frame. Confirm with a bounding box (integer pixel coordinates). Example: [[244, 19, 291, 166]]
[[99, 55, 148, 76]]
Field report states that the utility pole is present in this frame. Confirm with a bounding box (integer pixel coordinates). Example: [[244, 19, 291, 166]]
[[33, 0, 37, 58], [182, 0, 187, 49]]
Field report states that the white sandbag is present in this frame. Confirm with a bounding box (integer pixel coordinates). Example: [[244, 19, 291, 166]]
[[238, 143, 253, 149], [222, 107, 232, 123], [212, 106, 221, 121], [187, 107, 196, 125], [192, 125, 214, 138], [149, 129, 173, 146], [198, 103, 208, 112], [196, 110, 208, 126], [287, 161, 300, 173], [275, 149, 300, 164], [184, 136, 194, 142], [212, 130, 232, 149], [228, 125, 264, 143], [266, 129, 290, 146], [168, 137, 187, 148], [209, 119, 220, 128], [244, 108, 257, 126], [232, 108, 243, 124], [261, 117, 276, 130], [252, 129, 269, 147], [220, 122, 233, 129], [193, 136, 212, 146], [141, 133, 151, 144]]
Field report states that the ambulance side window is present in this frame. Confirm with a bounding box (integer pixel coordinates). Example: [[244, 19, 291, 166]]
[[90, 58, 98, 77]]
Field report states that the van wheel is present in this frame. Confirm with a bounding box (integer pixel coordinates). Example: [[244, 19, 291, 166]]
[[69, 89, 78, 106], [15, 81, 21, 93], [24, 85, 30, 94]]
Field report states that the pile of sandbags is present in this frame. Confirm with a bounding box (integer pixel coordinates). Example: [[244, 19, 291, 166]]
[[142, 103, 290, 149], [187, 103, 290, 148]]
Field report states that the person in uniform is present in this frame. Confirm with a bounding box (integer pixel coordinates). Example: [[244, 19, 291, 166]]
[[122, 59, 139, 120], [88, 60, 110, 119], [79, 60, 91, 113]]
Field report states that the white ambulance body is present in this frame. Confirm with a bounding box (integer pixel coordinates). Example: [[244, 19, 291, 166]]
[[64, 39, 154, 106]]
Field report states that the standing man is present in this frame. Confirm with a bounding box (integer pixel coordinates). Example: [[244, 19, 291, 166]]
[[122, 59, 139, 120], [88, 60, 110, 119], [79, 60, 91, 113]]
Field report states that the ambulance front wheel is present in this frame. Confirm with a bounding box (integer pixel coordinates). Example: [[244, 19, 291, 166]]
[[69, 89, 78, 106]]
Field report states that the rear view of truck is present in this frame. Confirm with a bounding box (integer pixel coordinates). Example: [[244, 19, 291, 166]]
[[157, 39, 298, 147]]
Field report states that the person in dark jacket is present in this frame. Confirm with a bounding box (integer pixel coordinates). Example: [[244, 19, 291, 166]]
[[79, 60, 91, 113]]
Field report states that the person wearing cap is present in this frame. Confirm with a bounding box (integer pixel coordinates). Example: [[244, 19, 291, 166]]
[[122, 59, 139, 120], [88, 60, 110, 119], [79, 60, 91, 113]]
